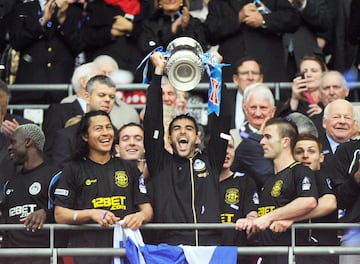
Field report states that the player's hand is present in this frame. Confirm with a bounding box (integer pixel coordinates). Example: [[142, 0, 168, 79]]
[[91, 209, 120, 227], [209, 51, 223, 64], [122, 212, 145, 230], [20, 209, 47, 232], [235, 218, 256, 235], [253, 214, 272, 231], [269, 220, 293, 233], [150, 52, 166, 75]]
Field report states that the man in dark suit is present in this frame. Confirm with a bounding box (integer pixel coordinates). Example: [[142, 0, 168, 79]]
[[283, 0, 330, 80], [52, 75, 116, 168], [319, 99, 355, 161], [230, 83, 276, 190], [349, 0, 360, 45], [205, 0, 300, 82], [0, 0, 14, 53], [8, 0, 83, 104], [42, 62, 96, 158], [229, 57, 264, 129]]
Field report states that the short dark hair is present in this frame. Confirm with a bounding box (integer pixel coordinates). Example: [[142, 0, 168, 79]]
[[265, 117, 299, 150], [86, 75, 116, 94], [118, 122, 144, 135], [168, 114, 198, 136], [295, 133, 323, 153], [232, 57, 263, 75], [117, 122, 144, 144]]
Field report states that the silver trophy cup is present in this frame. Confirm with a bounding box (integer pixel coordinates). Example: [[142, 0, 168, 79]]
[[164, 37, 204, 91]]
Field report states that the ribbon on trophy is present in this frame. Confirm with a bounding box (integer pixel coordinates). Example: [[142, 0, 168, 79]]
[[136, 46, 167, 85], [136, 37, 230, 116], [202, 53, 229, 116]]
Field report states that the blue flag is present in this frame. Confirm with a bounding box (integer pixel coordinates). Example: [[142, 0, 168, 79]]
[[113, 222, 238, 264]]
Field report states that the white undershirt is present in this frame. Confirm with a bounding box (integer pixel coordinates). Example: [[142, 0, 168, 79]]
[[235, 91, 245, 129]]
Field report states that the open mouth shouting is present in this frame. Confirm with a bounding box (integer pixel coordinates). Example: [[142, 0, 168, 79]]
[[178, 137, 189, 151]]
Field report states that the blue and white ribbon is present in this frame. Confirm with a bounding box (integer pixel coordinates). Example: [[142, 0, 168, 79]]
[[203, 52, 230, 116]]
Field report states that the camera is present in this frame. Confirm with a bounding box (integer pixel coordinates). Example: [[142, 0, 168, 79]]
[[295, 72, 316, 104]]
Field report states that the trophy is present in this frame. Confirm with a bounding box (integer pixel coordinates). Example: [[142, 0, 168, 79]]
[[164, 37, 204, 91]]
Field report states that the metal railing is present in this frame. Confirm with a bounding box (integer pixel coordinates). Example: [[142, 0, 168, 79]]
[[6, 81, 360, 127], [7, 82, 360, 113], [0, 223, 360, 263]]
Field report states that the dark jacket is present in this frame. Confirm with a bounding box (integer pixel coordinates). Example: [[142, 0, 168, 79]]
[[349, 0, 360, 44], [231, 123, 273, 190], [283, 0, 330, 67], [204, 0, 300, 82], [325, 140, 360, 223], [9, 1, 82, 84], [82, 0, 151, 81], [143, 74, 231, 245], [42, 100, 84, 158], [138, 9, 208, 55], [51, 122, 80, 169]]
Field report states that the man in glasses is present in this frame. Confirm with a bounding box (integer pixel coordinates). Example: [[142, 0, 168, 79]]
[[230, 57, 264, 129]]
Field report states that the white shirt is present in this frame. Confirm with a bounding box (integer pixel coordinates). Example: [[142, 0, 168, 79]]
[[77, 97, 87, 114], [235, 91, 245, 129]]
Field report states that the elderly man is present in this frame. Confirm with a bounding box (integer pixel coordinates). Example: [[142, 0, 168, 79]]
[[320, 99, 355, 158], [320, 71, 350, 107], [307, 70, 350, 135], [324, 115, 360, 263], [230, 82, 276, 190]]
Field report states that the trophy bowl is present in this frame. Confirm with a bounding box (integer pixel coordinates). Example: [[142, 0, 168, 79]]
[[165, 37, 204, 91]]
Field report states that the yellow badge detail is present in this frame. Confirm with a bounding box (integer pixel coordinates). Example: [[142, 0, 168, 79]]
[[225, 188, 239, 205], [85, 179, 97, 186], [271, 180, 283, 197], [220, 213, 234, 224], [115, 171, 128, 188], [197, 172, 209, 178], [258, 206, 275, 217]]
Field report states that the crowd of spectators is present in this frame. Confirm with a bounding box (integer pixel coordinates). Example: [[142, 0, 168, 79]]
[[1, 0, 360, 263]]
